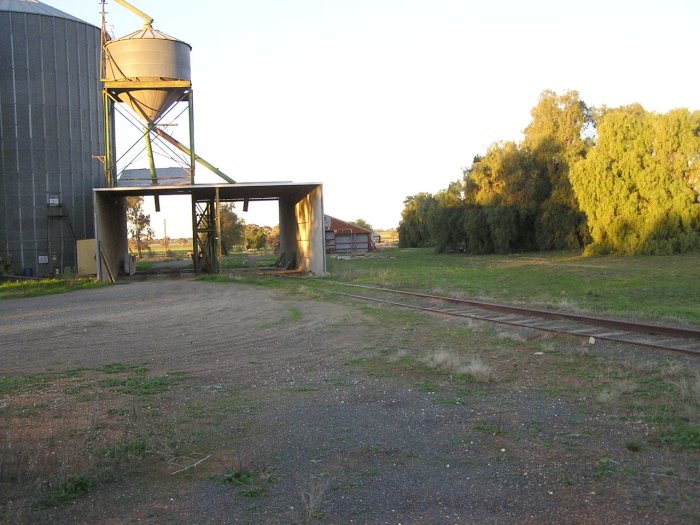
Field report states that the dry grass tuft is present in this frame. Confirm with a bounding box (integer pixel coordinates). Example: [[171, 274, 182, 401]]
[[671, 372, 700, 419], [662, 361, 687, 380], [458, 358, 498, 383], [496, 331, 527, 343], [300, 478, 330, 522], [387, 349, 411, 362], [421, 351, 497, 383], [556, 298, 581, 312], [596, 380, 638, 403], [623, 358, 660, 374], [422, 350, 462, 370]]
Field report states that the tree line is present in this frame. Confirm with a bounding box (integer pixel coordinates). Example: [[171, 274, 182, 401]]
[[398, 90, 700, 255], [219, 204, 280, 253], [127, 199, 280, 256]]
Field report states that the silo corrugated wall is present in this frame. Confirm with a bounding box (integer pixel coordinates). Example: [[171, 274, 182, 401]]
[[0, 3, 103, 277]]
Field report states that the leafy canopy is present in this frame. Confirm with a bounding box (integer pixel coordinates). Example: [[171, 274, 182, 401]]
[[398, 90, 700, 256], [570, 107, 700, 255]]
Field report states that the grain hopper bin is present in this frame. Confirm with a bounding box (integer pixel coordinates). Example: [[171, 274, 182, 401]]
[[101, 0, 233, 188], [104, 26, 191, 124]]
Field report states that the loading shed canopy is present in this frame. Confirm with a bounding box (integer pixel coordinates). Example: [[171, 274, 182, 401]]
[[94, 182, 325, 281]]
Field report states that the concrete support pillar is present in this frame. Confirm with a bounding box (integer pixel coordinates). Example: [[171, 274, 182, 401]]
[[279, 197, 298, 269], [94, 192, 128, 282], [295, 185, 326, 275]]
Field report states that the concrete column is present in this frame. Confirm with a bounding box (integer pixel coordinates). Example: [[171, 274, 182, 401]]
[[294, 185, 326, 275], [278, 197, 298, 269], [94, 192, 128, 282]]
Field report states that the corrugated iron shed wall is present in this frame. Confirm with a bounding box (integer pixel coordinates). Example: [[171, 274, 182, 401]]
[[324, 215, 373, 254], [0, 1, 103, 276], [326, 231, 371, 254]]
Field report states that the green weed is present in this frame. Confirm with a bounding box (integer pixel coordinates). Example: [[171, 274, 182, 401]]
[[432, 396, 462, 406], [0, 375, 49, 395], [659, 425, 700, 449], [223, 465, 275, 498], [97, 378, 127, 389], [101, 363, 131, 374], [0, 369, 86, 395], [417, 379, 440, 393], [594, 457, 622, 478], [625, 441, 642, 452], [101, 363, 149, 375], [103, 437, 150, 461], [120, 376, 181, 396], [474, 422, 502, 436], [240, 485, 266, 498], [97, 373, 185, 396], [223, 469, 254, 485], [41, 474, 96, 506]]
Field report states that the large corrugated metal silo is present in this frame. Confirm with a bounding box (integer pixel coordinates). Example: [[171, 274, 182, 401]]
[[0, 0, 103, 277]]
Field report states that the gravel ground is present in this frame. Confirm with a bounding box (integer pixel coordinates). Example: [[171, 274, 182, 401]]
[[1, 277, 698, 524]]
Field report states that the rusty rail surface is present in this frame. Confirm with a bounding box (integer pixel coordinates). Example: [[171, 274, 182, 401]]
[[310, 280, 700, 357]]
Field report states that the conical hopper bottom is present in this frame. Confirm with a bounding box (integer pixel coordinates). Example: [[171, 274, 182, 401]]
[[118, 89, 183, 124]]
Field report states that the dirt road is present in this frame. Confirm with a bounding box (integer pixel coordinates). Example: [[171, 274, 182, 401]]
[[1, 277, 697, 524]]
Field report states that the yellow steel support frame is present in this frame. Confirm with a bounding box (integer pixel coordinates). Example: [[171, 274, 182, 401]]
[[192, 198, 220, 274], [215, 187, 222, 273], [103, 81, 234, 186], [102, 81, 232, 274], [103, 91, 117, 187], [102, 81, 192, 187]]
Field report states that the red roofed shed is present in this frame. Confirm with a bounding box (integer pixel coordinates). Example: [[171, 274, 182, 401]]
[[324, 215, 375, 254]]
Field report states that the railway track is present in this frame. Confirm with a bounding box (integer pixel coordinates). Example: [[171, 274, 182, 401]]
[[308, 280, 700, 357]]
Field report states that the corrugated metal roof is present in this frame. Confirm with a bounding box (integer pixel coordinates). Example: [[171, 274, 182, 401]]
[[95, 182, 323, 202], [117, 167, 191, 187], [324, 215, 373, 234], [116, 27, 188, 45], [0, 0, 87, 23]]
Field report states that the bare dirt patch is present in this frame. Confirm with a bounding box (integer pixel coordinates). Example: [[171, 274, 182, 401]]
[[1, 277, 698, 524]]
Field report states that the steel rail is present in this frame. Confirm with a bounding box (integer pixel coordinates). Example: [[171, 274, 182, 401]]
[[308, 280, 700, 357], [319, 280, 700, 340]]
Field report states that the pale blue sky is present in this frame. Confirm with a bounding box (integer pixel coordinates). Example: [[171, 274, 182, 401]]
[[49, 0, 700, 236]]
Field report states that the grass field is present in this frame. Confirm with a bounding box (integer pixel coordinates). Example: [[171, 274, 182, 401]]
[[136, 241, 277, 272], [0, 278, 108, 300], [326, 248, 700, 325], [4, 247, 698, 328]]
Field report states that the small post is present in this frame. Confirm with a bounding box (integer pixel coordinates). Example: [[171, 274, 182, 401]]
[[103, 91, 116, 187], [215, 187, 222, 273], [145, 125, 158, 185], [191, 195, 199, 273], [188, 89, 195, 184]]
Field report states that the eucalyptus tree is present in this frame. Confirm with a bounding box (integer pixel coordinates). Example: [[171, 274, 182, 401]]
[[219, 203, 245, 254], [462, 141, 539, 253], [570, 106, 700, 254], [429, 181, 466, 253], [126, 196, 154, 258], [522, 90, 593, 249], [398, 193, 437, 248]]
